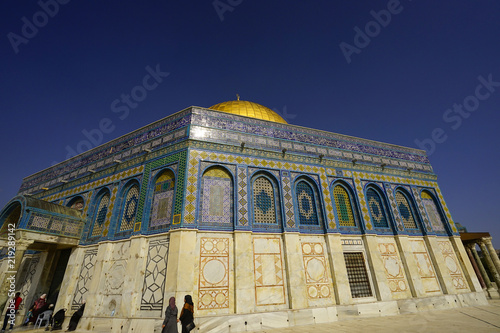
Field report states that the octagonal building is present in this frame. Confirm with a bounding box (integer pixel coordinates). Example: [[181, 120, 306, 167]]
[[0, 100, 486, 332]]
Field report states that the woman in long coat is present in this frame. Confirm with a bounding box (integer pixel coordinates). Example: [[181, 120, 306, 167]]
[[179, 295, 194, 333], [162, 297, 178, 333]]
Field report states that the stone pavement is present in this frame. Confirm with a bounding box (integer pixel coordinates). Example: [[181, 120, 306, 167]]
[[8, 300, 500, 333]]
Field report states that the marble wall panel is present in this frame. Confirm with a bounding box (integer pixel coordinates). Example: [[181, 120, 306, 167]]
[[377, 240, 410, 296], [409, 239, 441, 294], [72, 249, 98, 309], [198, 237, 230, 310], [253, 236, 286, 306], [437, 239, 469, 291]]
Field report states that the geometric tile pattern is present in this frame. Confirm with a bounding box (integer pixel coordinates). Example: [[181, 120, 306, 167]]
[[344, 252, 373, 298], [366, 189, 389, 228], [237, 166, 249, 226], [43, 165, 144, 202], [198, 238, 230, 310], [301, 242, 332, 299], [378, 243, 408, 293], [201, 176, 233, 225], [296, 181, 319, 225], [136, 149, 186, 232], [141, 238, 169, 310], [384, 184, 404, 232], [253, 176, 277, 224], [150, 170, 175, 228], [412, 188, 433, 233], [319, 170, 336, 229], [354, 176, 371, 230], [395, 191, 417, 230], [119, 184, 139, 231], [409, 239, 441, 294], [25, 211, 84, 238], [72, 248, 98, 309], [90, 193, 110, 238], [437, 240, 469, 290], [333, 185, 356, 227], [421, 191, 446, 233], [102, 185, 118, 237], [281, 172, 295, 228], [253, 237, 286, 306]]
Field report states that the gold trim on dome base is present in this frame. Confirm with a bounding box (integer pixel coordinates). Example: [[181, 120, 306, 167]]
[[209, 100, 287, 124]]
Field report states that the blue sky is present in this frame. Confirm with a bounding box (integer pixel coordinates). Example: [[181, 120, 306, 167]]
[[1, 1, 499, 245]]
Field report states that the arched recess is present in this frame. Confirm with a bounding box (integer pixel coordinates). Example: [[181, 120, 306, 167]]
[[294, 176, 324, 228], [251, 172, 282, 228], [66, 196, 84, 211], [364, 185, 393, 231], [0, 201, 22, 236], [394, 188, 422, 233], [117, 181, 140, 232], [421, 190, 449, 234], [88, 188, 111, 239], [331, 181, 361, 231], [199, 166, 234, 227], [149, 169, 176, 229]]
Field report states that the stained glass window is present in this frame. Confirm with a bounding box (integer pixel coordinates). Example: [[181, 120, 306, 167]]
[[296, 181, 319, 225], [119, 184, 139, 231], [91, 192, 110, 237], [201, 167, 233, 225], [150, 170, 175, 228], [366, 188, 389, 228], [395, 191, 417, 229], [421, 191, 446, 232], [344, 252, 373, 298], [333, 185, 356, 227], [253, 176, 277, 224]]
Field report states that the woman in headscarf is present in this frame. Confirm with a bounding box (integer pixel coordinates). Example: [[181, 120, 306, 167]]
[[161, 297, 178, 333], [29, 294, 47, 323], [179, 295, 194, 333], [67, 301, 85, 331]]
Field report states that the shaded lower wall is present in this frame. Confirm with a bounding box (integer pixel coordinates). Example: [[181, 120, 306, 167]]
[[5, 230, 485, 332]]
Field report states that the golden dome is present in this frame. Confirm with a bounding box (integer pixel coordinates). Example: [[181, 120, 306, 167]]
[[209, 99, 287, 124]]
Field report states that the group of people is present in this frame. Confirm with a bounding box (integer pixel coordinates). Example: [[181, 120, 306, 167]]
[[1, 292, 85, 332], [3, 292, 192, 332], [162, 295, 195, 333]]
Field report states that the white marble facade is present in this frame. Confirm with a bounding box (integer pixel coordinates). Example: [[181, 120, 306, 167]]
[[21, 231, 483, 333]]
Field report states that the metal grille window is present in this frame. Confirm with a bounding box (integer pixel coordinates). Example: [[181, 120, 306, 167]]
[[395, 191, 417, 229], [119, 185, 139, 231], [333, 185, 356, 227], [344, 252, 373, 298]]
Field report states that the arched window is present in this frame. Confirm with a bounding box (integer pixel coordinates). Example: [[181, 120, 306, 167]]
[[395, 190, 417, 229], [200, 166, 233, 226], [333, 184, 356, 227], [253, 175, 281, 224], [119, 184, 139, 231], [90, 190, 110, 238], [295, 179, 321, 226], [150, 170, 175, 228], [421, 191, 446, 232], [67, 196, 84, 211], [366, 188, 389, 228]]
